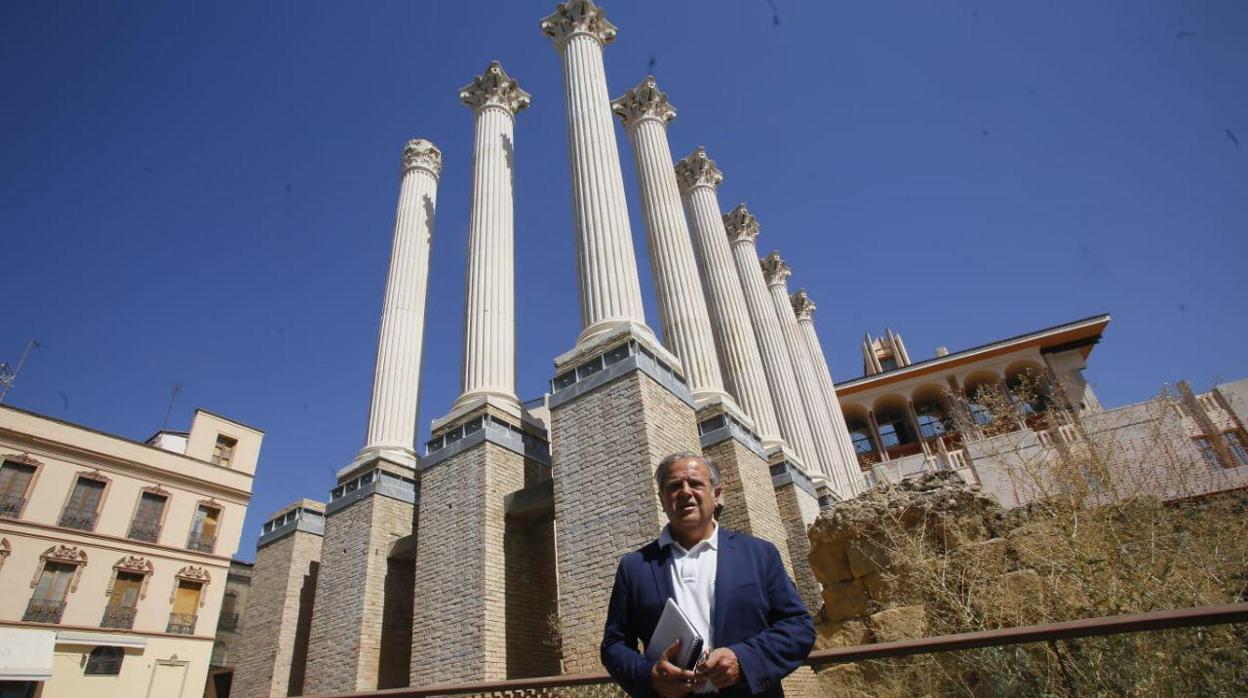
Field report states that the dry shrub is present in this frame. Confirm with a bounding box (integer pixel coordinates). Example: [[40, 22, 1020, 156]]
[[810, 380, 1248, 696]]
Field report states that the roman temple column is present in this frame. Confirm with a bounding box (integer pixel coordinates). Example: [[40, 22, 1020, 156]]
[[792, 289, 864, 495], [610, 76, 730, 408], [305, 140, 436, 694], [452, 61, 530, 413], [541, 0, 651, 349], [675, 148, 782, 447], [761, 252, 855, 498], [723, 203, 820, 473], [540, 1, 701, 673]]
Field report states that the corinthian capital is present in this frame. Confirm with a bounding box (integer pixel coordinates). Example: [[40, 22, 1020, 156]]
[[674, 147, 723, 192], [611, 76, 676, 130], [402, 139, 443, 179], [722, 203, 759, 244], [460, 61, 531, 116], [790, 289, 817, 321], [540, 0, 617, 48], [759, 252, 792, 287]]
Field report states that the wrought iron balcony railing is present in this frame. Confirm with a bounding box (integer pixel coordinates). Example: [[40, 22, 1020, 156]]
[[217, 613, 239, 632], [100, 606, 137, 630], [23, 598, 66, 623], [187, 534, 216, 553], [0, 493, 25, 518], [58, 506, 97, 531], [166, 613, 197, 635], [127, 520, 161, 543]]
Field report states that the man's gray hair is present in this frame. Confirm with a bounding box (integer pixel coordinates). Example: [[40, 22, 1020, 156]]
[[654, 452, 721, 489]]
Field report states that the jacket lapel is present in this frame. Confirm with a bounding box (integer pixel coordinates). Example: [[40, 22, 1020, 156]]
[[712, 529, 737, 646], [651, 543, 676, 605]]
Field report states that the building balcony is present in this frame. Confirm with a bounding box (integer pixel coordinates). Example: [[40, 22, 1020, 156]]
[[217, 613, 239, 632], [127, 520, 162, 543], [166, 613, 197, 635], [0, 493, 24, 519], [100, 606, 137, 630], [187, 534, 216, 553], [23, 598, 66, 623], [58, 506, 97, 531]]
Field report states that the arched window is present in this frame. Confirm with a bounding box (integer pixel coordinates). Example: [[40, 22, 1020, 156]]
[[914, 400, 949, 439], [846, 418, 876, 455], [966, 386, 995, 426], [875, 408, 916, 448], [84, 646, 124, 676], [1006, 371, 1052, 415]]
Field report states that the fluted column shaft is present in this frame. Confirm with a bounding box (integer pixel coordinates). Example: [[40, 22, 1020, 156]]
[[617, 116, 726, 401], [795, 296, 863, 494], [362, 141, 441, 462], [726, 219, 819, 470], [680, 182, 781, 443], [552, 32, 648, 343], [763, 264, 853, 494]]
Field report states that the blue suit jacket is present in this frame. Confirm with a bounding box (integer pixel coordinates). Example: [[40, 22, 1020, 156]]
[[601, 529, 815, 697]]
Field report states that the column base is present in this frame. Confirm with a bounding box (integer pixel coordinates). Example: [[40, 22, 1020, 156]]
[[342, 445, 417, 477]]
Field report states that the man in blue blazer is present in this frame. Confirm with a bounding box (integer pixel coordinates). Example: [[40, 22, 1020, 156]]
[[601, 452, 815, 697]]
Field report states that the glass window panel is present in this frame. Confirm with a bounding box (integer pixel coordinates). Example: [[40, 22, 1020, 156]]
[[173, 582, 201, 615], [0, 462, 36, 497], [67, 478, 105, 512], [34, 562, 76, 601], [110, 572, 144, 609]]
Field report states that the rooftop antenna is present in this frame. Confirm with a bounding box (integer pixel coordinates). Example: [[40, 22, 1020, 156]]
[[161, 384, 183, 431], [0, 339, 40, 404]]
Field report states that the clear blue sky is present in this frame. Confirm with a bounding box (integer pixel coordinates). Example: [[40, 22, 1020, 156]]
[[3, 1, 1245, 560]]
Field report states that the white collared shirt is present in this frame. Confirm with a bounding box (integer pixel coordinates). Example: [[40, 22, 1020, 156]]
[[658, 522, 718, 673]]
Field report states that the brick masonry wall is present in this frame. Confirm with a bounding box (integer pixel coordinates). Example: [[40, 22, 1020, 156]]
[[410, 441, 525, 685], [550, 369, 700, 673], [703, 439, 794, 578], [505, 508, 560, 678], [773, 483, 824, 617], [304, 493, 414, 694], [231, 531, 322, 698]]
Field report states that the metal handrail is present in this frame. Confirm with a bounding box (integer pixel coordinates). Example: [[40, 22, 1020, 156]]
[[100, 606, 137, 630], [23, 598, 66, 623], [128, 519, 162, 542], [167, 613, 198, 635], [187, 534, 217, 553], [58, 506, 97, 531], [292, 602, 1248, 698], [0, 493, 25, 518]]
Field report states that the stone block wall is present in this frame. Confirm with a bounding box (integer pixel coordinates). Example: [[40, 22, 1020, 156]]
[[304, 493, 414, 694], [773, 482, 823, 616], [703, 438, 792, 576], [505, 512, 560, 678], [410, 440, 525, 685], [550, 369, 699, 673], [231, 530, 322, 698]]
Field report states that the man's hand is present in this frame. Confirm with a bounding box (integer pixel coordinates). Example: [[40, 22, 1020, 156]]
[[697, 648, 741, 689], [650, 640, 697, 698]]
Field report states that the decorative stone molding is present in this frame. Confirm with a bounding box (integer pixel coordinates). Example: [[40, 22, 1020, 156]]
[[401, 139, 443, 179], [611, 75, 676, 130], [791, 289, 816, 321], [1, 452, 42, 466], [674, 146, 724, 192], [540, 0, 617, 48], [723, 203, 760, 244], [760, 251, 792, 287], [172, 565, 212, 606], [76, 468, 111, 485], [459, 61, 531, 115], [108, 556, 154, 600], [0, 537, 9, 573], [31, 545, 87, 592], [141, 485, 171, 497]]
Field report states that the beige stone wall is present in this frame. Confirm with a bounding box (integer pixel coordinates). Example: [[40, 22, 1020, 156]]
[[231, 531, 321, 698], [303, 493, 413, 694], [702, 439, 792, 577], [773, 483, 823, 616], [505, 513, 559, 678], [550, 370, 699, 673], [411, 441, 524, 685]]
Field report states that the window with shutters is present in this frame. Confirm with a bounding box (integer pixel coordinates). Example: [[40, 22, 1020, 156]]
[[0, 460, 37, 519], [59, 475, 107, 531], [211, 435, 237, 467], [25, 562, 76, 623], [100, 571, 145, 630], [84, 646, 124, 676], [187, 504, 220, 553], [167, 581, 202, 634], [127, 491, 167, 543]]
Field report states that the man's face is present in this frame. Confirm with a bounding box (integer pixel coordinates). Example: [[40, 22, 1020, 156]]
[[659, 457, 722, 537]]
